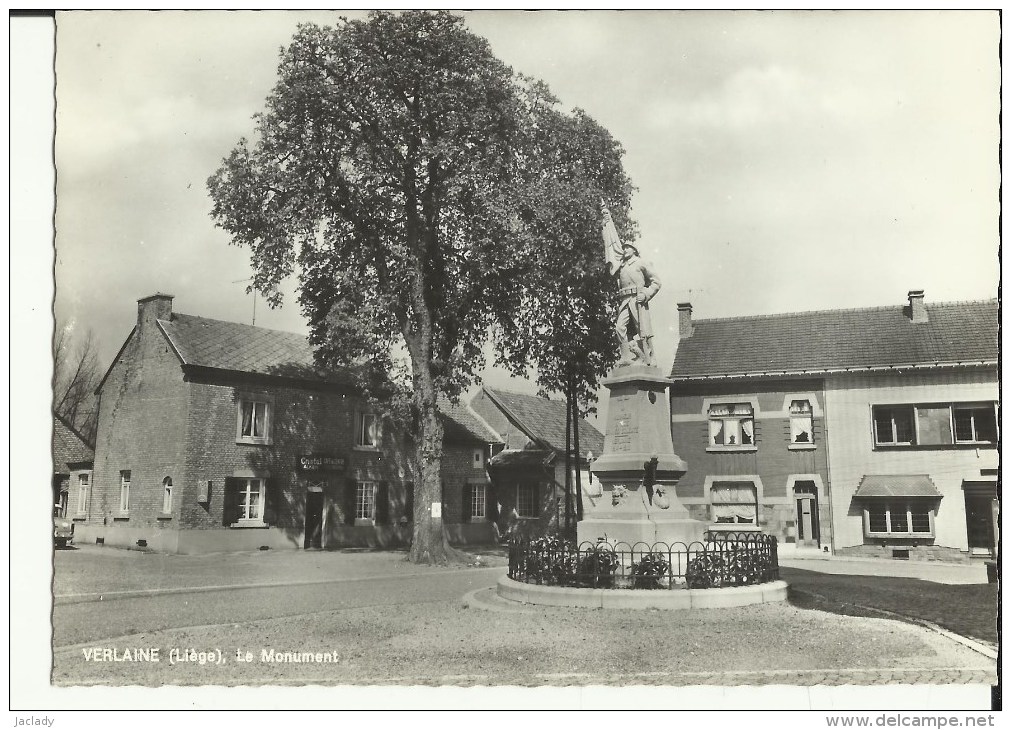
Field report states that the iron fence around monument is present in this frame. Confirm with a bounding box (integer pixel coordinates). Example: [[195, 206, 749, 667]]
[[507, 532, 779, 590]]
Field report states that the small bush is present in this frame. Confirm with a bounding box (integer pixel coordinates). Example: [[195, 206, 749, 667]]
[[685, 553, 727, 588], [575, 548, 619, 588], [630, 551, 671, 589], [522, 535, 576, 585]]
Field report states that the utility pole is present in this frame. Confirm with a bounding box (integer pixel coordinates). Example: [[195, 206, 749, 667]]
[[232, 277, 257, 325]]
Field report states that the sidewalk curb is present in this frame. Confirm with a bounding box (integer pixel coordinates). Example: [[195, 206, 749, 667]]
[[789, 587, 998, 659], [55, 565, 508, 605]]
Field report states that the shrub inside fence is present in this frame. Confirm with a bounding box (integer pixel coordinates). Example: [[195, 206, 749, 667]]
[[508, 532, 779, 590]]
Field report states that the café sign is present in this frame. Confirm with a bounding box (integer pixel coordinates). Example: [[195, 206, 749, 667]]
[[297, 454, 347, 473]]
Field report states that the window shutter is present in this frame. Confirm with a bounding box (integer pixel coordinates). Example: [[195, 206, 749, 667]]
[[262, 479, 277, 525], [533, 482, 541, 515], [375, 482, 389, 525], [222, 478, 239, 526], [344, 479, 357, 525], [405, 482, 414, 522], [462, 484, 472, 522]]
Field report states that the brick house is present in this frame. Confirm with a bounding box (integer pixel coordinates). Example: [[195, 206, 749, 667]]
[[78, 294, 499, 553], [669, 291, 998, 562], [470, 386, 604, 536], [52, 413, 94, 518]]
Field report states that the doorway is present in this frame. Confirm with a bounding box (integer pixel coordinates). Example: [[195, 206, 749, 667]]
[[963, 481, 997, 557], [794, 481, 819, 547], [304, 488, 324, 549]]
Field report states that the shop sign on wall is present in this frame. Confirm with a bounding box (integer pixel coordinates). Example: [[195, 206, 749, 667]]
[[297, 454, 347, 473]]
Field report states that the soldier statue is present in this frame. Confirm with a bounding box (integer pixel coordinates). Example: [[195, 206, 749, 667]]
[[602, 204, 661, 367]]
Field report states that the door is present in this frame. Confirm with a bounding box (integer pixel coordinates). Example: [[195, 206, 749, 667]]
[[964, 482, 997, 556], [304, 489, 324, 549], [794, 481, 819, 547]]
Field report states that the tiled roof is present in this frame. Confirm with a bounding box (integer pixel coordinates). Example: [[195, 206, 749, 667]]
[[481, 387, 605, 456], [671, 299, 998, 379], [853, 475, 941, 499], [52, 414, 93, 472], [158, 313, 353, 383], [438, 397, 501, 445]]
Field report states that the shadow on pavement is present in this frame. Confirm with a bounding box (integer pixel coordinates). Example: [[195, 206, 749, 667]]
[[782, 566, 998, 644]]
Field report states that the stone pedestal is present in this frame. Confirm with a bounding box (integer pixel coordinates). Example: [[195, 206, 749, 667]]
[[578, 364, 707, 547]]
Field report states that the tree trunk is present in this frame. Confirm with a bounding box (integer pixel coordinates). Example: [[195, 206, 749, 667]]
[[564, 375, 573, 537], [572, 378, 584, 522], [578, 376, 586, 521], [408, 393, 455, 564]]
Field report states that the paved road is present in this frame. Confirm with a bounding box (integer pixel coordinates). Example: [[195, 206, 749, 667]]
[[54, 566, 504, 648], [51, 545, 997, 688]]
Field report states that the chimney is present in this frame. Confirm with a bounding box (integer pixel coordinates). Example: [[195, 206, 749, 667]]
[[677, 302, 694, 338], [137, 293, 174, 328], [907, 290, 927, 323]]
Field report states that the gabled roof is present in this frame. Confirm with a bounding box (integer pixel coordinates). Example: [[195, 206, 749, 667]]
[[671, 299, 998, 380], [157, 313, 353, 384], [480, 387, 604, 456], [438, 397, 501, 445], [52, 413, 94, 473]]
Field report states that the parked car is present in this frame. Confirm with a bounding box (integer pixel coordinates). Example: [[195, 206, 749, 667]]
[[54, 514, 74, 548]]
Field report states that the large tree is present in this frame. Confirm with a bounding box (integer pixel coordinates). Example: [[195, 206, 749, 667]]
[[53, 322, 102, 446], [494, 80, 636, 534], [208, 11, 632, 562]]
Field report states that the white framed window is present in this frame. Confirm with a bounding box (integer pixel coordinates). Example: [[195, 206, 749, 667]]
[[516, 482, 538, 518], [356, 412, 381, 449], [356, 480, 377, 521], [872, 405, 916, 446], [237, 478, 265, 524], [789, 400, 814, 444], [237, 399, 271, 444], [472, 448, 484, 469], [119, 471, 131, 513], [864, 501, 934, 538], [470, 483, 487, 520], [953, 404, 998, 444], [708, 403, 754, 447], [76, 474, 89, 515], [710, 482, 758, 525], [162, 477, 173, 513]]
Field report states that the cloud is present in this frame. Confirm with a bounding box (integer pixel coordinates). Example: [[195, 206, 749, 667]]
[[644, 62, 880, 136]]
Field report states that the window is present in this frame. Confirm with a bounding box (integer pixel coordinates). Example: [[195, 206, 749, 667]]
[[356, 481, 377, 521], [237, 399, 271, 444], [710, 482, 758, 525], [237, 478, 265, 523], [708, 403, 754, 447], [864, 501, 934, 537], [76, 474, 89, 515], [516, 482, 538, 518], [790, 400, 813, 444], [470, 483, 486, 520], [356, 412, 381, 448], [473, 449, 484, 469], [119, 471, 131, 512], [954, 404, 998, 444], [873, 406, 915, 445], [162, 477, 173, 513], [873, 402, 998, 448]]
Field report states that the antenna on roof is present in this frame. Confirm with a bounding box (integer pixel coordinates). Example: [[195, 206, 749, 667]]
[[232, 277, 257, 325]]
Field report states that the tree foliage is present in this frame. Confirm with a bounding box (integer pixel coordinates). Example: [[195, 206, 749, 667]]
[[208, 11, 633, 561]]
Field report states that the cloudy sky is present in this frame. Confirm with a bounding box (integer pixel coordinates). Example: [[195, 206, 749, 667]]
[[53, 10, 1000, 384]]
